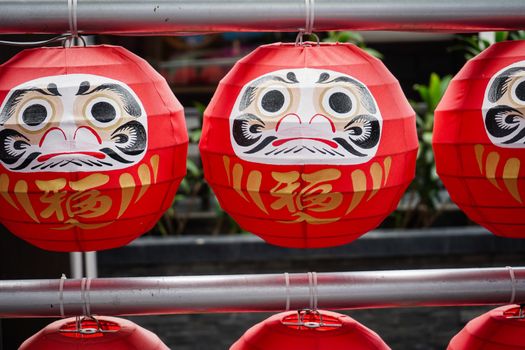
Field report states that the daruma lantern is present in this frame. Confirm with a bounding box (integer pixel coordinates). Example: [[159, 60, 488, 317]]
[[0, 45, 188, 251], [434, 40, 525, 238], [447, 305, 525, 349], [200, 42, 418, 248], [19, 316, 169, 349], [230, 310, 391, 350]]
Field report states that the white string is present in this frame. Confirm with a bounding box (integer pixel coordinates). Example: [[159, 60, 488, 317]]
[[507, 266, 517, 304], [80, 277, 92, 317], [284, 272, 291, 311], [308, 272, 318, 310], [68, 0, 79, 38], [59, 274, 67, 318], [305, 0, 315, 35]]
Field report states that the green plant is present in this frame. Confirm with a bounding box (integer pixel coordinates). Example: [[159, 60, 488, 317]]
[[323, 31, 383, 59], [396, 73, 452, 228], [452, 31, 525, 60]]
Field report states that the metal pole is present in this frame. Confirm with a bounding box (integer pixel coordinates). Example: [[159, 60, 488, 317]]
[[0, 267, 523, 318], [0, 0, 524, 35], [69, 252, 83, 279]]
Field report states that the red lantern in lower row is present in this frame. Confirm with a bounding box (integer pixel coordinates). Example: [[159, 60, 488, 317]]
[[447, 305, 525, 349], [434, 40, 525, 238], [200, 42, 418, 248], [230, 310, 390, 350], [0, 45, 188, 252], [19, 316, 169, 349]]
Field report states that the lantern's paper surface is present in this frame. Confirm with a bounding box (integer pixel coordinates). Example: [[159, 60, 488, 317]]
[[434, 40, 525, 238], [19, 316, 169, 349], [0, 45, 188, 251], [230, 310, 391, 350], [447, 305, 525, 349], [200, 42, 418, 248]]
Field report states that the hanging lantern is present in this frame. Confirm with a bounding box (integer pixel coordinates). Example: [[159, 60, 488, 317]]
[[434, 40, 525, 238], [0, 45, 188, 251], [230, 309, 391, 350], [447, 305, 525, 349], [200, 42, 418, 248], [19, 315, 169, 349]]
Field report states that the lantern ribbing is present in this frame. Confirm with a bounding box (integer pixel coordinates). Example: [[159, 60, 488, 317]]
[[0, 0, 524, 35], [0, 267, 523, 318]]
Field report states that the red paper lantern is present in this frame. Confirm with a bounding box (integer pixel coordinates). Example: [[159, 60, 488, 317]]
[[19, 316, 169, 349], [434, 40, 525, 238], [200, 42, 418, 248], [447, 305, 525, 349], [230, 310, 391, 350], [0, 45, 188, 251]]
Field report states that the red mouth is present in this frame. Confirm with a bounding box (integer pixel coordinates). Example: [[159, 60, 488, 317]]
[[272, 137, 339, 148], [37, 152, 106, 162]]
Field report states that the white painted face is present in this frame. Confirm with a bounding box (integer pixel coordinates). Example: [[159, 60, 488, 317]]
[[483, 61, 525, 148], [0, 74, 148, 172], [229, 68, 382, 165]]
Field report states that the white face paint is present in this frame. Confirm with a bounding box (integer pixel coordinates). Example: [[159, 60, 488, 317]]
[[483, 61, 525, 148], [0, 74, 148, 172], [229, 68, 382, 165]]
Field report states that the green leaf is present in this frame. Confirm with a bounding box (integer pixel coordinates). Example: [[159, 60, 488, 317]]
[[186, 159, 201, 177], [494, 31, 509, 42]]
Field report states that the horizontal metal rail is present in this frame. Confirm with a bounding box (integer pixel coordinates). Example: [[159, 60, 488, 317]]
[[0, 0, 524, 35], [0, 267, 523, 318]]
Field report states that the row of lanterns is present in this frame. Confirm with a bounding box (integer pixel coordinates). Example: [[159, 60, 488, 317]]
[[18, 305, 525, 349], [0, 39, 524, 251]]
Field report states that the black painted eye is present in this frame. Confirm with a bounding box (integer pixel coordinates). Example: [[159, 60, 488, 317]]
[[257, 86, 290, 116], [87, 98, 121, 127], [329, 92, 352, 114], [22, 104, 47, 126], [322, 87, 356, 118], [91, 102, 116, 123], [515, 80, 525, 102], [19, 99, 52, 131], [261, 90, 284, 113]]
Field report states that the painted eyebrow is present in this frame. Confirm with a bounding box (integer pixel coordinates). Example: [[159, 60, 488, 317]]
[[239, 73, 298, 111], [488, 67, 525, 103], [0, 84, 61, 125], [76, 81, 142, 117], [316, 74, 377, 114]]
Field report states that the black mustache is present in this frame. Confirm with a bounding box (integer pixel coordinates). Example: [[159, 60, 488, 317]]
[[12, 152, 41, 170], [100, 148, 133, 164], [485, 105, 523, 139], [244, 136, 277, 154], [333, 138, 367, 157]]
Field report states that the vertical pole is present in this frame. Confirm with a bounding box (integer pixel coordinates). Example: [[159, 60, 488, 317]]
[[69, 252, 83, 279], [84, 252, 98, 278]]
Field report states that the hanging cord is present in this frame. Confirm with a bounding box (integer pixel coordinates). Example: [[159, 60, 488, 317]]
[[0, 0, 84, 47], [507, 266, 517, 305], [81, 277, 92, 317], [308, 271, 318, 310], [295, 0, 319, 46], [0, 35, 71, 47], [284, 272, 291, 311], [58, 274, 68, 318], [68, 0, 78, 39]]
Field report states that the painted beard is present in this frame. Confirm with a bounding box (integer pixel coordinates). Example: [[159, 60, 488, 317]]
[[229, 68, 382, 165], [0, 74, 148, 172], [483, 62, 525, 148], [233, 113, 380, 158]]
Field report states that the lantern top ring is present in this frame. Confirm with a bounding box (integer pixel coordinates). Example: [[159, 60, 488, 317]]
[[59, 315, 119, 335], [295, 31, 320, 47], [62, 34, 87, 48]]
